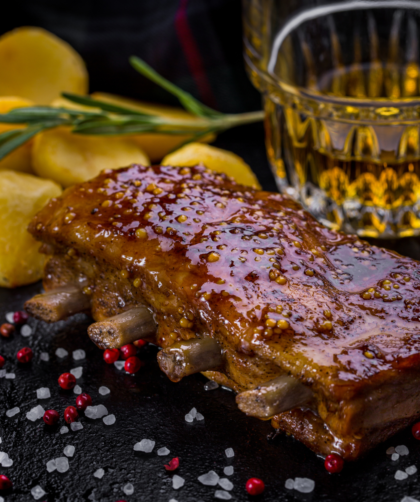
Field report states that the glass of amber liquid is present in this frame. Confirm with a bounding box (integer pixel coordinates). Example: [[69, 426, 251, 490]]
[[243, 0, 420, 238]]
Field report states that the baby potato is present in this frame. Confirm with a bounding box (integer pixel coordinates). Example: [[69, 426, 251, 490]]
[[0, 96, 34, 173], [91, 93, 215, 162], [32, 127, 150, 187], [162, 143, 261, 189], [0, 170, 61, 288], [0, 27, 88, 104]]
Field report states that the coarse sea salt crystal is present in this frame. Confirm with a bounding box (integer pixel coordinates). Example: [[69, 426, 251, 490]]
[[70, 367, 83, 379], [386, 446, 395, 455], [55, 348, 68, 358], [204, 381, 219, 391], [0, 370, 5, 378], [134, 439, 155, 453], [114, 361, 125, 370], [225, 448, 234, 458], [99, 386, 110, 396], [73, 349, 86, 360], [46, 459, 56, 472], [40, 352, 49, 362], [5, 312, 14, 323], [85, 405, 108, 419], [94, 468, 104, 479], [31, 485, 46, 500], [215, 490, 232, 500], [73, 385, 82, 395], [396, 445, 410, 456], [71, 422, 83, 431], [21, 325, 32, 337], [2, 458, 13, 468], [60, 426, 69, 434], [5, 373, 15, 379], [157, 447, 170, 456], [402, 497, 420, 502], [123, 483, 134, 495], [395, 470, 409, 481], [294, 478, 315, 494], [185, 414, 194, 423], [36, 387, 51, 399], [55, 457, 69, 473], [218, 478, 233, 491], [169, 499, 178, 502], [198, 471, 219, 486], [223, 466, 234, 476], [392, 453, 400, 461], [103, 414, 116, 425], [64, 445, 75, 457], [172, 475, 185, 490], [26, 405, 45, 422], [6, 407, 19, 417], [196, 412, 204, 421], [406, 465, 417, 476], [189, 408, 197, 419]]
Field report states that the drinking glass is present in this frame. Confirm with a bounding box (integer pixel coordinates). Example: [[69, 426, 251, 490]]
[[243, 0, 420, 238]]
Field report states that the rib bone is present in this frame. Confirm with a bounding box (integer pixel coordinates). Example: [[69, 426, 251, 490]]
[[157, 338, 223, 382], [236, 375, 314, 418], [88, 307, 156, 349], [25, 286, 91, 322]]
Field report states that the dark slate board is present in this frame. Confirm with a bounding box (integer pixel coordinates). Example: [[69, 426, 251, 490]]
[[2, 124, 420, 502]]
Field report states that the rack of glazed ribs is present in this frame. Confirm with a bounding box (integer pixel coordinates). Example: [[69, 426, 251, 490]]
[[25, 163, 420, 461]]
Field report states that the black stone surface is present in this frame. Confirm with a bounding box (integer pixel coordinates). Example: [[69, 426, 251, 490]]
[[2, 124, 420, 502]]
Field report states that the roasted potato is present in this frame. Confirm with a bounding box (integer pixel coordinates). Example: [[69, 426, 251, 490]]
[[91, 93, 215, 162], [0, 27, 88, 104], [0, 96, 34, 173], [162, 143, 261, 189], [0, 170, 61, 288], [32, 127, 150, 187]]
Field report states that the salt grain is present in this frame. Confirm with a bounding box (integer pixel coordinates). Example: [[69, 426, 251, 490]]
[[395, 470, 409, 481], [55, 457, 69, 473], [70, 367, 83, 379], [46, 459, 56, 472], [294, 478, 315, 493], [26, 405, 45, 422], [285, 479, 295, 490], [198, 471, 220, 486], [103, 414, 116, 425], [36, 387, 51, 399], [225, 448, 234, 458], [0, 370, 5, 378], [185, 414, 194, 423], [71, 422, 83, 431], [196, 413, 204, 421], [386, 446, 395, 455], [72, 349, 86, 360], [6, 407, 19, 417], [189, 408, 197, 419], [2, 458, 13, 468], [60, 426, 69, 434], [204, 381, 219, 391], [406, 465, 417, 476], [401, 497, 420, 502], [157, 447, 170, 456], [392, 453, 400, 461], [85, 405, 108, 419], [40, 352, 49, 362], [55, 348, 68, 358], [223, 466, 234, 476], [31, 485, 46, 500], [215, 490, 232, 500], [73, 385, 82, 395], [64, 445, 75, 457], [0, 453, 8, 464], [21, 325, 32, 337], [123, 483, 134, 495], [94, 468, 104, 479], [5, 312, 14, 323], [134, 439, 155, 453], [218, 478, 233, 491], [169, 499, 178, 502], [396, 445, 410, 456], [172, 475, 185, 490], [114, 361, 125, 370], [5, 373, 15, 379], [99, 386, 110, 396]]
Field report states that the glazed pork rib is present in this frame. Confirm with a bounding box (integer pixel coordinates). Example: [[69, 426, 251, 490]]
[[25, 163, 420, 461]]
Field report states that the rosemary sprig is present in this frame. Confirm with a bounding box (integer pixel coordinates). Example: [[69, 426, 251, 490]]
[[0, 56, 264, 160]]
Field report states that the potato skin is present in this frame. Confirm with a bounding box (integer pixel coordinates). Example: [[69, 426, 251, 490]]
[[32, 127, 150, 187], [0, 27, 88, 104], [0, 170, 61, 288]]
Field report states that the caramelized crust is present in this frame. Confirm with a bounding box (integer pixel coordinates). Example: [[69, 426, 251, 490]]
[[28, 164, 420, 459]]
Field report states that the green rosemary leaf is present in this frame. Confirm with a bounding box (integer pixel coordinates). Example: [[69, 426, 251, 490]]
[[62, 93, 154, 117], [0, 123, 59, 160], [0, 129, 25, 146], [129, 56, 223, 119]]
